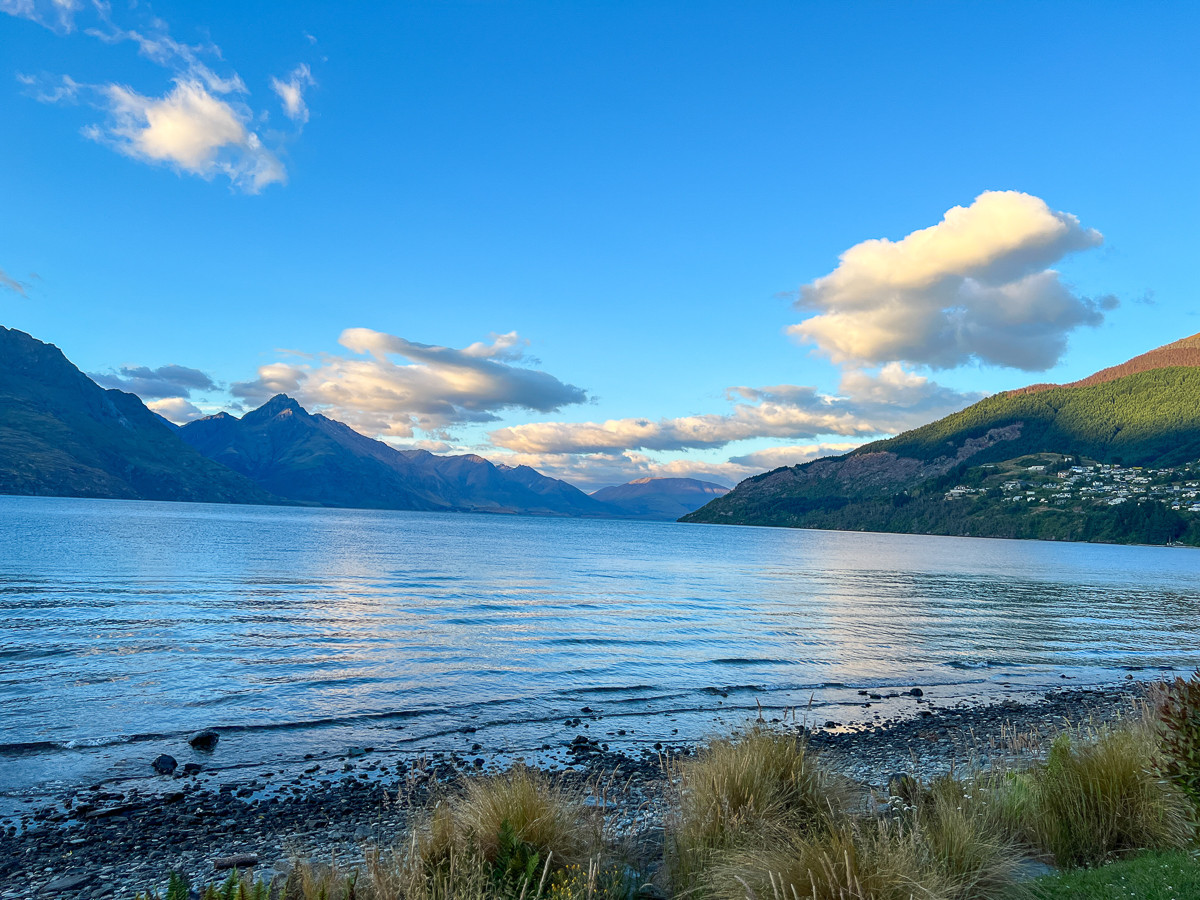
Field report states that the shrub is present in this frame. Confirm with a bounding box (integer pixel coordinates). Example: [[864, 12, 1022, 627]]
[[1154, 668, 1200, 809], [134, 872, 192, 900], [1016, 726, 1195, 867]]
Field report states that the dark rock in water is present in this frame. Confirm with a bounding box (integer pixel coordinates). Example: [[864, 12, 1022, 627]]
[[189, 729, 220, 751], [908, 688, 924, 697], [182, 762, 204, 775], [152, 754, 177, 775]]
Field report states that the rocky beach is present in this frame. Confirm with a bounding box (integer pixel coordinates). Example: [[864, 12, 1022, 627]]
[[0, 682, 1148, 900]]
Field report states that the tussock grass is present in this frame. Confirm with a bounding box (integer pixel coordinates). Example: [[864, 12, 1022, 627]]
[[1008, 724, 1195, 867], [910, 775, 1027, 899], [715, 823, 930, 900], [710, 774, 1025, 900], [418, 764, 598, 871], [278, 766, 623, 900], [668, 726, 843, 891]]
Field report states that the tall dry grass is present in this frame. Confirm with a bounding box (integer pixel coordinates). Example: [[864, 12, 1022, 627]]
[[668, 726, 844, 891], [708, 773, 1026, 900], [1006, 724, 1195, 868]]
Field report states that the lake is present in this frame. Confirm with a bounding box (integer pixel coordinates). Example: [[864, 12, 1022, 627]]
[[1, 495, 1197, 807]]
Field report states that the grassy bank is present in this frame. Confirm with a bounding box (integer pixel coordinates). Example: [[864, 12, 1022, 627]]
[[135, 673, 1200, 900]]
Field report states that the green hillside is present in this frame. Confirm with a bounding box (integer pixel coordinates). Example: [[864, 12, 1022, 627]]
[[683, 363, 1200, 547], [875, 367, 1200, 468]]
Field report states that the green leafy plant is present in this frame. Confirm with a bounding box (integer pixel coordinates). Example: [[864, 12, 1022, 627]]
[[134, 871, 191, 900], [201, 869, 272, 900], [492, 818, 543, 894]]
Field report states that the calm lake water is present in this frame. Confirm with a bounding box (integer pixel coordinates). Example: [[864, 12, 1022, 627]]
[[1, 495, 1198, 805]]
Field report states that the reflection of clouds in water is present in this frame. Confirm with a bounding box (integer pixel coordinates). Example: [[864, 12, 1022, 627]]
[[2, 498, 1199, 770]]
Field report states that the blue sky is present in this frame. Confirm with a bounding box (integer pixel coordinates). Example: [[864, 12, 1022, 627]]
[[2, 1, 1197, 488]]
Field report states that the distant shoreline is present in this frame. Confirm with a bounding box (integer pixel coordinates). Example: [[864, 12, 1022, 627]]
[[6, 492, 1200, 548], [683, 517, 1200, 549]]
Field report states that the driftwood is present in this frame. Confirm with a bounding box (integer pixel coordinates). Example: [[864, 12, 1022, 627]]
[[213, 853, 260, 871]]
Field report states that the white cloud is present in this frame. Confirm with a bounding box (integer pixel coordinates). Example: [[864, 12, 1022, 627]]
[[1, 0, 80, 33], [489, 367, 977, 455], [11, 3, 308, 193], [788, 191, 1114, 371], [16, 72, 81, 103], [727, 443, 862, 472], [270, 64, 314, 123], [488, 441, 864, 491], [148, 397, 205, 424], [84, 11, 247, 96], [90, 363, 218, 399], [91, 79, 285, 192], [231, 329, 589, 437]]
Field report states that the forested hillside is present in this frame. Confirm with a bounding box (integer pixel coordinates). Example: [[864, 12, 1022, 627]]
[[683, 340, 1200, 546]]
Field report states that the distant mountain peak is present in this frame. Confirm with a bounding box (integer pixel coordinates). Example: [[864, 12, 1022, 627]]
[[242, 394, 305, 422], [590, 476, 730, 520]]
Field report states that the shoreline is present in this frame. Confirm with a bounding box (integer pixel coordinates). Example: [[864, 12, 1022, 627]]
[[6, 494, 1199, 550], [0, 682, 1148, 900]]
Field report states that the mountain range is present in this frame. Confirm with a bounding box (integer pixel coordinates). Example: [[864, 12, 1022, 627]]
[[177, 394, 608, 515], [0, 326, 720, 519], [684, 332, 1200, 545], [591, 477, 729, 520]]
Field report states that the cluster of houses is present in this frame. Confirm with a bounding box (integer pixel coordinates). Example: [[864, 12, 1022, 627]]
[[943, 460, 1200, 513]]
